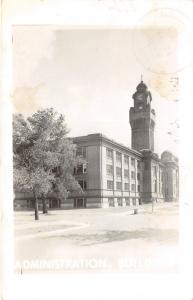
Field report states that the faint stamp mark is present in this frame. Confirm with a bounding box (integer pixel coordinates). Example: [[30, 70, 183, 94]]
[[132, 8, 193, 75]]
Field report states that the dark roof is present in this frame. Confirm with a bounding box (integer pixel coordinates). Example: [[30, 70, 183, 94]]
[[136, 80, 148, 91]]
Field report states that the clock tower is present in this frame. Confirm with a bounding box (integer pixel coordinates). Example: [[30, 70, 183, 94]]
[[129, 79, 155, 152]]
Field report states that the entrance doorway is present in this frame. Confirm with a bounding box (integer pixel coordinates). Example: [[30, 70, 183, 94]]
[[74, 198, 86, 208], [108, 197, 114, 207], [49, 199, 60, 209]]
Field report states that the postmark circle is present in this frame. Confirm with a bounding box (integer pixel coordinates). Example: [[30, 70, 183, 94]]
[[132, 8, 193, 74]]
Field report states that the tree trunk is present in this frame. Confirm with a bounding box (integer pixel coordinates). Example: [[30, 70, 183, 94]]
[[42, 196, 48, 214], [33, 188, 39, 220]]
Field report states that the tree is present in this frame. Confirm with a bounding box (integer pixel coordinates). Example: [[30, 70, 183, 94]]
[[13, 108, 83, 220]]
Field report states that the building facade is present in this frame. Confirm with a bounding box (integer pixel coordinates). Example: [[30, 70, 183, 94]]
[[14, 80, 179, 209], [64, 80, 179, 209]]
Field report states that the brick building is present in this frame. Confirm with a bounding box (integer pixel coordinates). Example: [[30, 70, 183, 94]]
[[14, 79, 179, 209], [65, 79, 179, 209]]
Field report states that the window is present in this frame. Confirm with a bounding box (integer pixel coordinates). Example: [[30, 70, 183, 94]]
[[124, 155, 129, 165], [116, 167, 122, 178], [153, 179, 157, 193], [124, 169, 129, 178], [137, 173, 140, 180], [107, 180, 114, 190], [152, 166, 157, 192], [133, 198, 136, 205], [78, 180, 87, 190], [124, 183, 129, 191], [131, 158, 135, 167], [125, 197, 130, 206], [161, 172, 164, 182], [152, 166, 157, 177], [116, 181, 122, 190], [138, 185, 140, 192], [108, 198, 114, 207], [131, 184, 136, 192], [106, 164, 113, 176], [76, 146, 86, 158], [106, 148, 113, 160], [131, 171, 135, 180], [83, 163, 87, 173], [137, 161, 141, 169], [116, 152, 122, 162], [74, 163, 87, 175], [173, 183, 176, 196], [159, 171, 162, 192], [117, 198, 122, 206]]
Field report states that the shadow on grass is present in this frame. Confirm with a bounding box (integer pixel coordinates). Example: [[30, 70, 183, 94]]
[[47, 228, 178, 246]]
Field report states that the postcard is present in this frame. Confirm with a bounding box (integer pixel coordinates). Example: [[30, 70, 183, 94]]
[[1, 1, 193, 300]]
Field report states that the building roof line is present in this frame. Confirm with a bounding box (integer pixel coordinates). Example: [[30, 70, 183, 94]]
[[71, 133, 143, 158]]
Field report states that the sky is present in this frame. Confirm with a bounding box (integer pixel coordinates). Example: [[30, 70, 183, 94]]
[[12, 27, 179, 156]]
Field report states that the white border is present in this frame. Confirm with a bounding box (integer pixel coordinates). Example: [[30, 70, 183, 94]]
[[1, 1, 193, 299]]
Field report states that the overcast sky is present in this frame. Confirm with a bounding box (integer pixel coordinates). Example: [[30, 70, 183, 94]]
[[12, 27, 179, 156]]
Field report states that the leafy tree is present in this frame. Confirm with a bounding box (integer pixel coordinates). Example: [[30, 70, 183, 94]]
[[13, 108, 84, 220]]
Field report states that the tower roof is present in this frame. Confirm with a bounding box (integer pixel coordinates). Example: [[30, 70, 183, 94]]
[[136, 80, 148, 92]]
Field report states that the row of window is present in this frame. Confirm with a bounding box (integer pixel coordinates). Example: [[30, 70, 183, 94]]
[[108, 197, 139, 207], [107, 180, 140, 192], [77, 180, 141, 192], [106, 148, 140, 168], [106, 164, 141, 180], [74, 166, 141, 179], [75, 146, 142, 168], [152, 165, 164, 194], [153, 178, 164, 194], [76, 180, 141, 192]]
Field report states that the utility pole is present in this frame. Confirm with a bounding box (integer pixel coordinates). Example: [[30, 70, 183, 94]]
[[152, 198, 155, 213]]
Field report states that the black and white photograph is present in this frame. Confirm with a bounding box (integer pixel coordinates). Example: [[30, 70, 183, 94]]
[[1, 1, 193, 300], [13, 25, 179, 273]]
